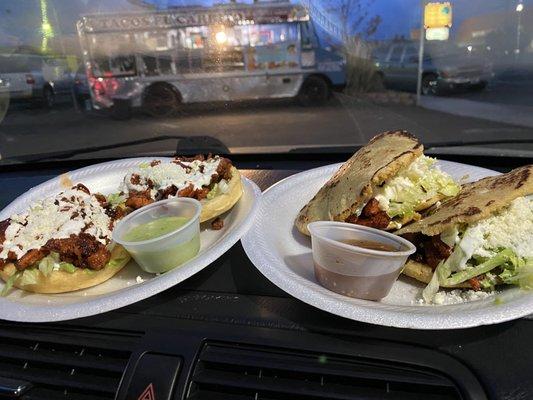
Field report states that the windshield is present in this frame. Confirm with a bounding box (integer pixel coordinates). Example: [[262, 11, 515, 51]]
[[0, 0, 532, 164]]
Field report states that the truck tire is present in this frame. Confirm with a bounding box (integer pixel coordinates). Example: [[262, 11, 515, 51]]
[[144, 83, 179, 118], [297, 76, 331, 106], [421, 73, 439, 96], [470, 80, 487, 91], [42, 86, 55, 108]]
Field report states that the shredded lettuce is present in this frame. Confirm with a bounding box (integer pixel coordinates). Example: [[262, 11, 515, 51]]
[[205, 179, 230, 201], [433, 244, 468, 283], [19, 269, 39, 286], [206, 183, 219, 200], [107, 254, 129, 269], [440, 226, 459, 248], [59, 262, 76, 273], [106, 192, 126, 207], [138, 162, 150, 169], [442, 248, 515, 286], [374, 156, 460, 221], [480, 273, 498, 290], [36, 253, 77, 274], [500, 257, 533, 290], [1, 271, 21, 296], [422, 261, 444, 303], [423, 248, 531, 303], [38, 253, 60, 277], [0, 251, 129, 296]]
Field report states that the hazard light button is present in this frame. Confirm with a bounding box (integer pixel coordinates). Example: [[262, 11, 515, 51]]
[[125, 353, 182, 400]]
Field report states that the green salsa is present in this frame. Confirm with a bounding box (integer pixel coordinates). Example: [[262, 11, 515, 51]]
[[122, 216, 200, 273], [123, 216, 190, 242]]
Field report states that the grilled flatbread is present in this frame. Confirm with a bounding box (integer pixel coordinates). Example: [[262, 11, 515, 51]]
[[397, 165, 533, 287], [397, 165, 533, 236], [296, 131, 423, 235]]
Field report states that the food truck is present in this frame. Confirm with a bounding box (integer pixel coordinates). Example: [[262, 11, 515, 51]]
[[76, 2, 346, 116]]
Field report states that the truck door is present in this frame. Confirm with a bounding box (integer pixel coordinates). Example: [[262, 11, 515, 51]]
[[260, 23, 301, 98]]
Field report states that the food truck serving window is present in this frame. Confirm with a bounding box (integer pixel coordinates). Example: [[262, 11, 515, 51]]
[[249, 24, 298, 46], [87, 33, 137, 78]]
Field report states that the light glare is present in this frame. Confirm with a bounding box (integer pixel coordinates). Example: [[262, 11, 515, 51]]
[[215, 31, 227, 44]]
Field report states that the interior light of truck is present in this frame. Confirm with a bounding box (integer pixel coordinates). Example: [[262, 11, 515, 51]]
[[215, 31, 227, 44]]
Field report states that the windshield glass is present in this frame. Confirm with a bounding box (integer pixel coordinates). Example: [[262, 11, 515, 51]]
[[0, 0, 532, 164]]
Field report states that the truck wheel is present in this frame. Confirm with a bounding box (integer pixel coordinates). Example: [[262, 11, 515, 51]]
[[470, 80, 487, 91], [297, 76, 331, 106], [144, 84, 179, 117], [43, 86, 55, 108], [421, 74, 439, 96]]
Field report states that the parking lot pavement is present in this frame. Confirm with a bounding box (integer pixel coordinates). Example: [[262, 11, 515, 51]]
[[0, 94, 531, 163], [419, 96, 533, 129], [455, 80, 533, 107], [419, 79, 533, 128]]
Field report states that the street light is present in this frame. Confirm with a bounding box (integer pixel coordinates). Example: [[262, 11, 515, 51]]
[[516, 3, 524, 12]]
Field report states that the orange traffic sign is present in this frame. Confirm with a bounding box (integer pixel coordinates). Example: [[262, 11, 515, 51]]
[[424, 2, 452, 29]]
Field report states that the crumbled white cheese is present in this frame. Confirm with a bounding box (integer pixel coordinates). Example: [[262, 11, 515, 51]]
[[0, 188, 112, 259], [135, 276, 144, 284], [416, 289, 493, 305], [122, 157, 221, 198], [454, 197, 532, 269]]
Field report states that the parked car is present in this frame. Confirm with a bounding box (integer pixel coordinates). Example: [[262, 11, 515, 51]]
[[73, 64, 92, 111], [0, 54, 74, 108], [373, 41, 492, 95], [42, 56, 76, 105]]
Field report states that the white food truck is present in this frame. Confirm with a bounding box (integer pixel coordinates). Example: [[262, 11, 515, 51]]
[[77, 2, 346, 117]]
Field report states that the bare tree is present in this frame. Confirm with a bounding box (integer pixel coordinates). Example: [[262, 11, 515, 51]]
[[326, 0, 381, 39]]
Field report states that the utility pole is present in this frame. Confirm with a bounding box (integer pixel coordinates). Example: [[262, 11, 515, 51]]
[[515, 2, 524, 61], [416, 0, 425, 106]]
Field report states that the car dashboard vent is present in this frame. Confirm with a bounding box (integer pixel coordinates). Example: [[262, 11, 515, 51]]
[[0, 334, 131, 400], [187, 342, 463, 400]]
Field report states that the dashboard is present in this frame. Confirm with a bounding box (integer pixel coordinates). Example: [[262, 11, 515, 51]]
[[0, 152, 531, 400]]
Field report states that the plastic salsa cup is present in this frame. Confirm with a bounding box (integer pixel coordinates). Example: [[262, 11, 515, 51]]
[[307, 221, 416, 301], [113, 198, 201, 273]]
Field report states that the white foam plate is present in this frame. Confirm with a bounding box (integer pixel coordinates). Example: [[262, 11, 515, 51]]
[[0, 157, 261, 322], [242, 160, 533, 329]]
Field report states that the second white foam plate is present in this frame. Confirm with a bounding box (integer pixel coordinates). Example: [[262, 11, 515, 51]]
[[242, 160, 533, 329]]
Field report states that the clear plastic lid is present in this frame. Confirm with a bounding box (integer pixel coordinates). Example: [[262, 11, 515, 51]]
[[113, 197, 201, 273]]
